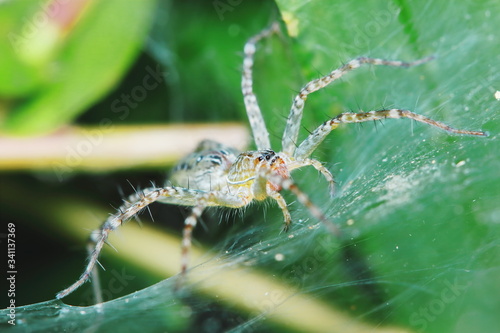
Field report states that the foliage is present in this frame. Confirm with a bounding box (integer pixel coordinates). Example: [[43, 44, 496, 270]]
[[1, 0, 499, 332]]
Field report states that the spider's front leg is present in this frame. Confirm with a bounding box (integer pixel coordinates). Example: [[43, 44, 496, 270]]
[[56, 187, 164, 300], [242, 22, 280, 150], [269, 191, 292, 231], [55, 186, 215, 301], [288, 157, 336, 196], [253, 159, 341, 236]]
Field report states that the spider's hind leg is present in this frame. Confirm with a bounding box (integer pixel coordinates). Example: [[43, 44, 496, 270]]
[[180, 205, 205, 276]]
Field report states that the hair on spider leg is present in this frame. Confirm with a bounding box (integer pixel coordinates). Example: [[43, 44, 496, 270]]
[[376, 118, 387, 131], [371, 114, 388, 133], [93, 257, 106, 272], [116, 184, 126, 202], [300, 122, 315, 137], [132, 213, 145, 228], [125, 178, 138, 194], [107, 202, 127, 219], [195, 209, 210, 234], [101, 237, 118, 253], [108, 202, 118, 212], [226, 205, 248, 225], [144, 205, 154, 223], [116, 195, 145, 228], [137, 189, 156, 223]]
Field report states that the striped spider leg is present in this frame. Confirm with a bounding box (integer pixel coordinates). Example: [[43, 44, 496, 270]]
[[241, 23, 487, 216], [281, 56, 488, 162], [56, 138, 332, 300], [57, 23, 487, 301]]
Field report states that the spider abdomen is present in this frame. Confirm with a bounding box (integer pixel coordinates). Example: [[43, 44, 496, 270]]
[[170, 139, 239, 191]]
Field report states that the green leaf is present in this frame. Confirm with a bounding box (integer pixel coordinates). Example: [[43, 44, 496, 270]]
[[1, 0, 157, 135], [2, 1, 499, 332]]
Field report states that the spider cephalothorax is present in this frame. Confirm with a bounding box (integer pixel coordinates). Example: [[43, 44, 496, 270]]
[[57, 23, 487, 301]]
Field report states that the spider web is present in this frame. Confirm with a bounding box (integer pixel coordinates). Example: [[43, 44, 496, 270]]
[[2, 1, 500, 332]]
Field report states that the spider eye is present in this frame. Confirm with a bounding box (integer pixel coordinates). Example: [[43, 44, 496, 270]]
[[257, 156, 264, 162]]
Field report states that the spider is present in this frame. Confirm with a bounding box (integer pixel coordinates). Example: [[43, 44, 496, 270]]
[[56, 23, 487, 300]]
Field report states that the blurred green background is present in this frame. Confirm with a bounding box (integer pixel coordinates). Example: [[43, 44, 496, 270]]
[[1, 0, 499, 332]]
